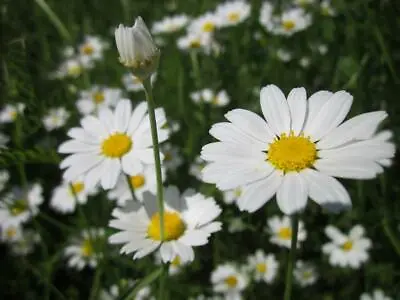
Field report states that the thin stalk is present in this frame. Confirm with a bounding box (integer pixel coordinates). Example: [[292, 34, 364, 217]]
[[125, 174, 138, 202], [283, 214, 299, 300], [38, 212, 74, 232], [142, 78, 164, 240], [190, 51, 202, 89], [88, 264, 103, 300], [158, 264, 168, 300], [382, 218, 400, 256]]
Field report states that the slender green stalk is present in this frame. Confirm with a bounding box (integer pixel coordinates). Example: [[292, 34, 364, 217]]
[[283, 214, 299, 300], [158, 264, 168, 300], [382, 218, 400, 256], [34, 0, 71, 42], [125, 174, 138, 202], [89, 264, 103, 300], [142, 78, 164, 240], [119, 267, 163, 300], [189, 51, 202, 89]]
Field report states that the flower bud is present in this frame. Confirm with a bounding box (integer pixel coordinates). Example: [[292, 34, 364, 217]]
[[115, 17, 160, 80]]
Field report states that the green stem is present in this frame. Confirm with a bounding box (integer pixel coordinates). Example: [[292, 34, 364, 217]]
[[190, 51, 202, 89], [283, 214, 299, 300], [88, 264, 103, 300], [158, 264, 167, 300], [142, 78, 164, 240], [382, 218, 400, 257], [125, 174, 138, 202]]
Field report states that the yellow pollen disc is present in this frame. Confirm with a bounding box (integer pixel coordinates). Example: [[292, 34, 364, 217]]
[[6, 227, 17, 238], [256, 263, 267, 273], [282, 20, 296, 31], [202, 22, 215, 32], [342, 240, 353, 252], [211, 97, 219, 105], [10, 200, 28, 216], [267, 132, 317, 172], [132, 77, 141, 84], [147, 211, 186, 241], [228, 12, 240, 22], [70, 182, 85, 195], [93, 92, 105, 104], [101, 133, 132, 158], [278, 227, 292, 240], [68, 65, 82, 77], [171, 256, 181, 266], [189, 40, 201, 48], [81, 239, 93, 257], [130, 175, 145, 189], [164, 152, 172, 161], [224, 275, 238, 288], [82, 44, 94, 55], [9, 111, 17, 120], [302, 271, 312, 279]]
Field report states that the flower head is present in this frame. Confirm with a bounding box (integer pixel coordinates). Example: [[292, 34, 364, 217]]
[[266, 215, 307, 248], [247, 250, 279, 283], [0, 103, 25, 123], [293, 260, 318, 287], [76, 86, 122, 115], [42, 107, 70, 131], [211, 263, 248, 299], [360, 289, 392, 300], [215, 1, 251, 27], [152, 15, 189, 34]]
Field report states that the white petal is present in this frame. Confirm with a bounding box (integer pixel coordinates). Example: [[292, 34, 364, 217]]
[[62, 155, 104, 181], [58, 140, 98, 153], [171, 241, 194, 263], [98, 108, 116, 134], [127, 102, 148, 135], [80, 115, 108, 138], [133, 241, 159, 259], [287, 87, 307, 135], [201, 142, 265, 163], [324, 226, 346, 243], [314, 158, 383, 179], [114, 99, 132, 132], [276, 172, 308, 215], [160, 243, 175, 262], [67, 127, 99, 144], [83, 160, 108, 189], [121, 151, 144, 175], [349, 225, 365, 240], [179, 229, 209, 246], [302, 91, 333, 133], [260, 85, 291, 135], [100, 159, 121, 189]]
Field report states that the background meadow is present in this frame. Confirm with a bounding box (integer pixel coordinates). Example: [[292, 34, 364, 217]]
[[1, 0, 400, 299]]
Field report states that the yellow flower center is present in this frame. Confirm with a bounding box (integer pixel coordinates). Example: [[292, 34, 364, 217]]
[[10, 199, 28, 216], [81, 239, 93, 257], [9, 111, 17, 120], [341, 240, 353, 252], [228, 12, 240, 22], [171, 256, 181, 266], [147, 211, 186, 241], [278, 227, 292, 240], [189, 40, 201, 48], [93, 91, 105, 104], [70, 181, 85, 195], [224, 275, 238, 288], [267, 132, 317, 172], [68, 65, 82, 77], [101, 133, 132, 158], [132, 76, 141, 84], [6, 227, 17, 238], [82, 44, 94, 55], [282, 20, 296, 31], [302, 271, 312, 279], [256, 263, 267, 273], [130, 175, 145, 189], [202, 22, 215, 32]]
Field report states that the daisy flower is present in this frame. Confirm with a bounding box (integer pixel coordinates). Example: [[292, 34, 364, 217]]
[[59, 100, 169, 190], [201, 84, 395, 214], [122, 73, 157, 92], [360, 289, 392, 300], [189, 156, 206, 180], [0, 132, 9, 148], [0, 183, 44, 226], [191, 89, 230, 107], [266, 215, 306, 248], [155, 252, 188, 275], [322, 225, 372, 269], [76, 86, 122, 115], [10, 229, 41, 256], [215, 1, 251, 27], [211, 263, 248, 300], [78, 35, 108, 64], [0, 222, 23, 243], [51, 57, 93, 79], [222, 187, 242, 205], [42, 107, 70, 131], [189, 13, 221, 34], [0, 170, 10, 191], [177, 31, 216, 53], [50, 179, 98, 214], [161, 143, 183, 172], [0, 103, 25, 123], [107, 165, 165, 205], [247, 250, 279, 283], [293, 260, 318, 287], [276, 49, 292, 62], [64, 228, 105, 270], [321, 0, 336, 16], [108, 186, 222, 263], [152, 15, 190, 34]]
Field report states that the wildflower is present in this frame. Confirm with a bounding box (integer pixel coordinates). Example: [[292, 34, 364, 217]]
[[189, 156, 206, 180], [51, 57, 93, 79], [247, 250, 279, 283], [42, 107, 70, 131], [0, 133, 9, 148], [108, 186, 222, 263], [0, 170, 10, 192], [276, 49, 292, 62], [191, 89, 230, 107], [152, 15, 190, 34], [122, 73, 157, 92], [215, 1, 251, 27], [177, 31, 217, 54], [9, 229, 41, 256], [222, 187, 242, 205], [188, 13, 221, 34], [266, 215, 307, 248], [0, 103, 25, 123], [293, 260, 318, 287], [360, 289, 392, 300], [78, 35, 108, 64], [211, 263, 248, 300], [321, 0, 336, 16], [76, 86, 122, 115], [322, 225, 372, 269], [161, 143, 183, 172], [201, 84, 394, 214], [59, 100, 169, 190], [0, 222, 23, 243]]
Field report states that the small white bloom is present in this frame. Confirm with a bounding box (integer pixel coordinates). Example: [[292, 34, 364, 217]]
[[360, 289, 392, 300], [76, 86, 122, 115], [161, 143, 183, 172], [0, 132, 9, 148], [189, 13, 221, 34], [223, 187, 243, 205], [317, 44, 328, 55], [293, 260, 318, 287], [1, 222, 23, 243], [64, 228, 105, 270], [10, 229, 41, 256], [247, 250, 279, 283], [276, 49, 292, 62], [59, 100, 169, 190], [155, 252, 188, 275], [299, 57, 310, 68], [189, 156, 206, 180], [211, 263, 248, 300], [42, 107, 70, 131], [266, 215, 307, 248], [152, 15, 190, 34], [321, 0, 336, 16], [191, 89, 230, 107], [322, 225, 372, 269], [122, 73, 157, 92], [51, 57, 93, 79], [0, 103, 25, 123], [215, 1, 251, 27], [108, 186, 222, 263], [0, 170, 10, 192], [78, 35, 108, 64], [177, 31, 218, 54], [62, 46, 75, 58]]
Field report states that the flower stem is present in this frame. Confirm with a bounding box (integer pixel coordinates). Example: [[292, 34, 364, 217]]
[[142, 78, 165, 240], [158, 264, 167, 300], [382, 218, 400, 256], [125, 174, 138, 202], [283, 214, 299, 300]]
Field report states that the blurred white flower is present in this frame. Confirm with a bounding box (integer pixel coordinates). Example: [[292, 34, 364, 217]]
[[276, 49, 292, 62], [62, 46, 75, 58], [188, 13, 221, 34], [247, 250, 279, 283], [42, 107, 70, 131], [299, 57, 310, 68], [211, 263, 248, 300], [322, 225, 372, 269], [215, 1, 251, 27], [108, 186, 222, 263], [360, 289, 392, 300], [0, 132, 9, 148], [266, 215, 307, 248], [317, 44, 328, 55], [78, 35, 108, 64], [293, 260, 318, 287], [76, 86, 122, 115], [59, 100, 169, 190], [190, 89, 230, 107], [161, 143, 183, 172], [10, 229, 41, 256], [0, 170, 10, 192], [321, 0, 336, 16], [51, 57, 93, 79], [152, 15, 189, 34], [189, 156, 206, 180], [122, 73, 157, 92], [0, 222, 23, 243], [177, 31, 218, 54], [0, 103, 25, 123], [222, 187, 242, 205]]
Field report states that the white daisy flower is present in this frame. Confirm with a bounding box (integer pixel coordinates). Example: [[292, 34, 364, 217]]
[[0, 170, 10, 191], [108, 186, 222, 263], [321, 0, 336, 16], [222, 187, 242, 205], [78, 35, 108, 64], [59, 100, 169, 190], [293, 260, 318, 287], [152, 15, 190, 34], [211, 263, 248, 300], [1, 222, 23, 243], [76, 86, 122, 115], [261, 7, 312, 36], [64, 228, 105, 270], [247, 250, 279, 283], [0, 183, 44, 226], [191, 89, 230, 107], [0, 132, 9, 148], [189, 156, 206, 180], [371, 130, 394, 167], [51, 57, 93, 79], [50, 179, 98, 214], [122, 73, 157, 92], [276, 49, 292, 62], [322, 225, 372, 269], [215, 1, 251, 27], [317, 44, 328, 55], [10, 229, 41, 256], [201, 84, 395, 214], [162, 143, 183, 172], [62, 46, 75, 58], [155, 252, 188, 275], [107, 165, 165, 205], [42, 107, 70, 131], [189, 13, 221, 34], [360, 289, 392, 300], [0, 103, 25, 123], [266, 215, 306, 248], [299, 57, 310, 68], [177, 31, 216, 54]]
